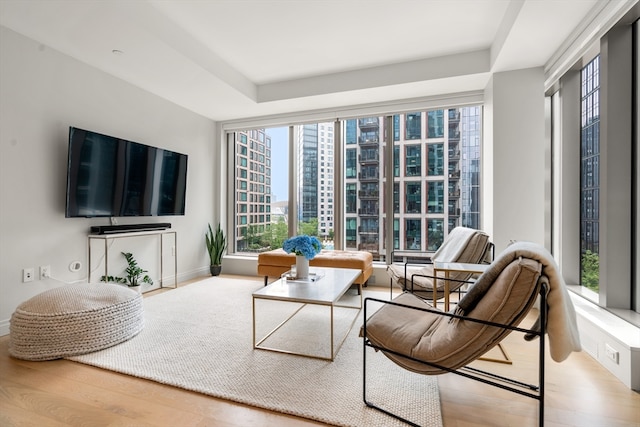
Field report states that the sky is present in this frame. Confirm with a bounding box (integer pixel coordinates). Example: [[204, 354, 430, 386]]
[[265, 127, 289, 202]]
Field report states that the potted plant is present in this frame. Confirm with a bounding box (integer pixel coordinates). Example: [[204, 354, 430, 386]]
[[100, 252, 153, 290], [282, 234, 322, 279], [206, 223, 227, 276]]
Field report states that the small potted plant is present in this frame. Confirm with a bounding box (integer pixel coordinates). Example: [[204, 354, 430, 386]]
[[206, 223, 227, 276], [100, 252, 153, 291]]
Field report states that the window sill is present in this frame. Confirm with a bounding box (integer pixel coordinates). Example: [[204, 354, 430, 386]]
[[568, 285, 640, 329], [569, 292, 640, 349]]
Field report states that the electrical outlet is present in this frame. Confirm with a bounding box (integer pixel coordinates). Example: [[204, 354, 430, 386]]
[[23, 268, 34, 283], [605, 344, 619, 364], [40, 265, 51, 280], [69, 261, 82, 272]]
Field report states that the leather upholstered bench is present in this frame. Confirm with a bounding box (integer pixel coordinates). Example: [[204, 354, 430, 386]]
[[257, 248, 373, 292]]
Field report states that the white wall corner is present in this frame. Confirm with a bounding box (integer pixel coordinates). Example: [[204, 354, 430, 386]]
[[486, 67, 546, 251]]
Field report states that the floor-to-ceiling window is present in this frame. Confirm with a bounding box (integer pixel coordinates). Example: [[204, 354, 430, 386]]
[[227, 105, 483, 263], [580, 56, 600, 293], [551, 10, 638, 318]]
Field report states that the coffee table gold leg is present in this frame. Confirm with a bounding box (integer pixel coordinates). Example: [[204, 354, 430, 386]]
[[330, 304, 334, 360], [252, 297, 256, 349]]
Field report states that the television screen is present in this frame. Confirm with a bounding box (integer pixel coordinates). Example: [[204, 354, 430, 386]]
[[65, 127, 188, 218]]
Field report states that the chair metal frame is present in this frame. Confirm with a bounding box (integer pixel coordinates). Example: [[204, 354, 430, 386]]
[[408, 272, 474, 303], [363, 280, 548, 427], [389, 243, 495, 300]]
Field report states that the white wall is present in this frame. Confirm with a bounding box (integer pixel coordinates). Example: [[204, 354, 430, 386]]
[[0, 27, 217, 335], [484, 67, 547, 251]]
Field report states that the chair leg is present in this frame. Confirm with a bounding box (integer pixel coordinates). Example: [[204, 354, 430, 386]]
[[478, 342, 512, 364], [363, 343, 423, 426], [264, 276, 268, 286], [363, 300, 421, 427]]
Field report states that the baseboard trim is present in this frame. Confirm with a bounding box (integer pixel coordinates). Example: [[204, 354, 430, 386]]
[[0, 319, 9, 337]]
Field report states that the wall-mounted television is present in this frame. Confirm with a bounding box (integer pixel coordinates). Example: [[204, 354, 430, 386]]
[[65, 127, 188, 218]]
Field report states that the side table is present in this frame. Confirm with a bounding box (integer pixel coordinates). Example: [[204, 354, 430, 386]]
[[432, 261, 488, 311]]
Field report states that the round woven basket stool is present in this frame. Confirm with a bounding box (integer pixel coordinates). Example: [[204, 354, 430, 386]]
[[9, 283, 144, 361]]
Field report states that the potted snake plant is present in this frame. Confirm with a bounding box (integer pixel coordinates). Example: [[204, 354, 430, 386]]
[[206, 223, 227, 276]]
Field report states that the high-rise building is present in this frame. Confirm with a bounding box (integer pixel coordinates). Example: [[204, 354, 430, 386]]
[[343, 108, 482, 261], [295, 123, 334, 237], [234, 129, 271, 252], [235, 107, 481, 258]]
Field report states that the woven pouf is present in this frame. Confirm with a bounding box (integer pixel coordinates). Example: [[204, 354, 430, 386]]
[[9, 283, 144, 361]]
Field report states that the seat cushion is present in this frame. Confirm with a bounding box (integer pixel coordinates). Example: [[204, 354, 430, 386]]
[[366, 257, 541, 374], [387, 264, 435, 291], [257, 248, 373, 285], [9, 283, 144, 361]]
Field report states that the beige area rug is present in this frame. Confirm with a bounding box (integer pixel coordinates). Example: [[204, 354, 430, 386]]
[[69, 277, 443, 427]]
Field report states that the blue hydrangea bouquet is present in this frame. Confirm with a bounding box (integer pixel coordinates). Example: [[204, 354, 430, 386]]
[[282, 235, 322, 260]]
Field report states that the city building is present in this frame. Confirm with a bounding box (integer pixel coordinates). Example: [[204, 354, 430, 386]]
[[233, 107, 482, 261], [343, 108, 481, 261], [295, 123, 335, 238], [234, 129, 272, 252]]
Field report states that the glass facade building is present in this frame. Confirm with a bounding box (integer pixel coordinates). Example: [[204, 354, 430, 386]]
[[580, 55, 600, 292], [233, 106, 482, 260], [343, 107, 482, 261], [233, 129, 272, 252], [296, 123, 335, 237]]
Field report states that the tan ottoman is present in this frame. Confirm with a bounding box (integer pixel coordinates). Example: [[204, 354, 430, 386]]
[[9, 283, 144, 361], [257, 249, 373, 292]]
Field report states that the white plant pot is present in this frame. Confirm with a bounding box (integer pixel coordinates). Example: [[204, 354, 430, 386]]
[[295, 255, 309, 279]]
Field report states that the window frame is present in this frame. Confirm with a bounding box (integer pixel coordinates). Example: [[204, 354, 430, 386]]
[[550, 12, 638, 318], [221, 93, 485, 261]]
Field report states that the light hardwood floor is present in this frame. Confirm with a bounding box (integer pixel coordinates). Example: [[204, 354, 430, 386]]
[[1, 278, 638, 427]]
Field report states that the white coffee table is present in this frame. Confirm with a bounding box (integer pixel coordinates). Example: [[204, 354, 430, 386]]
[[252, 267, 361, 361]]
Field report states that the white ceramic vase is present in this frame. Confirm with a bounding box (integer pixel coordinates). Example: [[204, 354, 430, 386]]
[[295, 255, 309, 279]]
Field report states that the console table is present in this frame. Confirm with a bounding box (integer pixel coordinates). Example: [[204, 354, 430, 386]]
[[88, 230, 177, 290]]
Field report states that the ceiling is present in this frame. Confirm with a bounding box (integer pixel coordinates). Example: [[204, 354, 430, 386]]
[[0, 0, 608, 122]]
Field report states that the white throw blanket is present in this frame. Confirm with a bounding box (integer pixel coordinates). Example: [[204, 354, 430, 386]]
[[432, 226, 478, 262], [514, 242, 581, 362], [458, 241, 581, 362]]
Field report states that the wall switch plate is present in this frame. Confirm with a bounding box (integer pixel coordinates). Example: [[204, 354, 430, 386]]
[[23, 268, 34, 282], [605, 344, 619, 364]]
